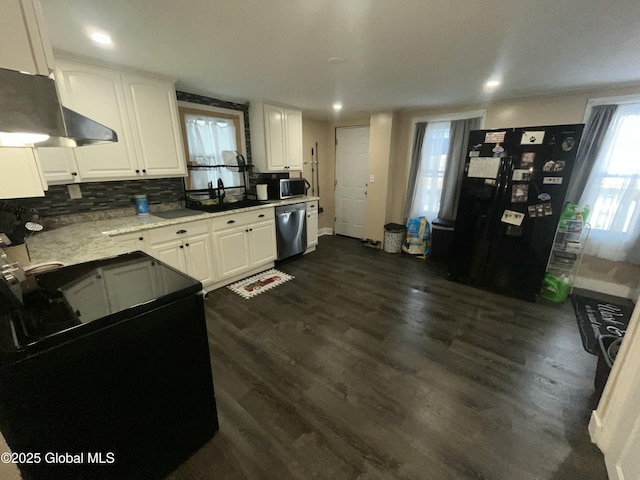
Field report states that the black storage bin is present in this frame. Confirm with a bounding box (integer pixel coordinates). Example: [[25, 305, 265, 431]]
[[430, 218, 456, 263]]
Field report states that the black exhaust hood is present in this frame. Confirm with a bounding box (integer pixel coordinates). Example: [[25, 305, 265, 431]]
[[0, 67, 117, 148]]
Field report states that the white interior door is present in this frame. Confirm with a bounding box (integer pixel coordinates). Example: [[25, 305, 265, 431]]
[[335, 126, 369, 238]]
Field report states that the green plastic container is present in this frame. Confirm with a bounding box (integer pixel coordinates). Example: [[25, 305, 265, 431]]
[[540, 274, 570, 302]]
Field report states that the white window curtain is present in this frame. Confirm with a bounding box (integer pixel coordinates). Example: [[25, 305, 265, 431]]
[[407, 121, 451, 219], [580, 102, 640, 263], [184, 114, 240, 189]]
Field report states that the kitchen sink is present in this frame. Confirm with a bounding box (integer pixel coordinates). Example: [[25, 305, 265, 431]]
[[186, 199, 269, 213]]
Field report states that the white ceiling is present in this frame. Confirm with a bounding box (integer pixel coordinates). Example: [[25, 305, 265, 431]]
[[41, 0, 640, 119]]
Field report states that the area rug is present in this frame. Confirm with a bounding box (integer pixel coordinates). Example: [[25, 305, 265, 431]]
[[571, 294, 633, 355], [227, 269, 294, 299]]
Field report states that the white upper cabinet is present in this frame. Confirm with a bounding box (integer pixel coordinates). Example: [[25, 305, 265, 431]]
[[249, 101, 303, 172], [0, 0, 54, 75], [122, 73, 186, 177], [54, 60, 138, 180], [38, 59, 186, 184], [0, 148, 47, 199]]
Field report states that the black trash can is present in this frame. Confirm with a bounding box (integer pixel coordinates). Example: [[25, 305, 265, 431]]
[[430, 218, 456, 263]]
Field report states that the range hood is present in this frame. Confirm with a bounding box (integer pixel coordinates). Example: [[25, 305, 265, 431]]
[[0, 67, 118, 148]]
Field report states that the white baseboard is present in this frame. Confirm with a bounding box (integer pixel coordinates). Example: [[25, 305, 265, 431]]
[[575, 276, 635, 299], [589, 410, 604, 447], [318, 228, 333, 236]]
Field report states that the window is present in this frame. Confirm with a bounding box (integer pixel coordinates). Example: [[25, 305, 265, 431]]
[[408, 121, 451, 219], [580, 102, 640, 262], [179, 104, 245, 190]]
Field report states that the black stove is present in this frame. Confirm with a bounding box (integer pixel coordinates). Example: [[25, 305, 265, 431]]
[[0, 251, 201, 361]]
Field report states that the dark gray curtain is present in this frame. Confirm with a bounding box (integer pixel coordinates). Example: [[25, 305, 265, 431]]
[[403, 122, 427, 220], [565, 104, 618, 203], [437, 117, 482, 221]]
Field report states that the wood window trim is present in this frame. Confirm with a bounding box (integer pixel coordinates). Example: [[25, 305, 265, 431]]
[[178, 105, 244, 163]]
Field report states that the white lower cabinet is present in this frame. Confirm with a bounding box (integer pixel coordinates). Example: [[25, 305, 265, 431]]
[[306, 200, 318, 251], [212, 209, 277, 281], [108, 207, 278, 289], [111, 231, 149, 253], [147, 221, 214, 285], [213, 226, 251, 279]]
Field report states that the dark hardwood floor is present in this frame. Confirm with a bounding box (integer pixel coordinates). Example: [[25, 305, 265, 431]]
[[167, 235, 607, 480]]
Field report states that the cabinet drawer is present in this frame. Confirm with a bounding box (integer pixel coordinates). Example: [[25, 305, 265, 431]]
[[306, 201, 318, 211], [147, 219, 209, 245], [211, 208, 274, 230]]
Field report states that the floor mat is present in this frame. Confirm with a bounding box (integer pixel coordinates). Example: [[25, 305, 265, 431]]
[[571, 294, 633, 355], [227, 269, 293, 299]]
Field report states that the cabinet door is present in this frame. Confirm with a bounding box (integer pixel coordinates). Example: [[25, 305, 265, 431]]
[[306, 211, 318, 248], [213, 227, 251, 279], [183, 232, 215, 284], [55, 61, 138, 180], [285, 108, 303, 170], [0, 148, 46, 199], [148, 239, 187, 274], [37, 148, 80, 184], [264, 103, 286, 171], [123, 74, 187, 177], [249, 220, 277, 267], [0, 0, 53, 75]]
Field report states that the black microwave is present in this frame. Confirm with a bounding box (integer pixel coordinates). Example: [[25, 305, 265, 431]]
[[267, 178, 308, 199]]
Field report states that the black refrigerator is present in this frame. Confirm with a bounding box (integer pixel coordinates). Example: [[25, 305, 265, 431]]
[[448, 124, 584, 302]]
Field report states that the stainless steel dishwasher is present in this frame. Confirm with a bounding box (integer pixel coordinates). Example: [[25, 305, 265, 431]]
[[275, 202, 307, 260]]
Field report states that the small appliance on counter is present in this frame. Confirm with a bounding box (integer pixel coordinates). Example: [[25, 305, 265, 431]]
[[247, 172, 310, 200], [0, 251, 219, 480]]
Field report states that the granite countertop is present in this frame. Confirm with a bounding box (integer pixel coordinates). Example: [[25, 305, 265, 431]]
[[26, 197, 319, 266]]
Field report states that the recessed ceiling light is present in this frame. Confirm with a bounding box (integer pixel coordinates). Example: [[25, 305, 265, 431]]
[[485, 80, 500, 88], [333, 102, 343, 111], [90, 32, 112, 45], [327, 57, 345, 64]]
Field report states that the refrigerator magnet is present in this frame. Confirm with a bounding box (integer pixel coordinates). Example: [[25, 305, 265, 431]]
[[543, 160, 565, 172], [501, 210, 525, 226], [543, 177, 563, 185], [538, 193, 551, 201], [520, 131, 545, 145], [485, 131, 506, 143], [562, 137, 576, 151], [469, 151, 480, 157], [513, 169, 532, 181], [528, 205, 537, 218], [543, 203, 553, 216], [520, 152, 535, 168], [511, 184, 529, 203]]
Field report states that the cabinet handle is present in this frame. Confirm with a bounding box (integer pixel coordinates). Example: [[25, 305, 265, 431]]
[[71, 172, 77, 176], [135, 169, 140, 174], [258, 214, 265, 218], [142, 169, 146, 174], [185, 243, 190, 247], [245, 229, 249, 232], [176, 229, 187, 234], [308, 215, 311, 218], [249, 228, 253, 232], [138, 237, 144, 241], [180, 245, 184, 249], [227, 220, 235, 224]]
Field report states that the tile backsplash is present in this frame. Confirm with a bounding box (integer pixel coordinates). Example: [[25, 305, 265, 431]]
[[17, 178, 184, 217]]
